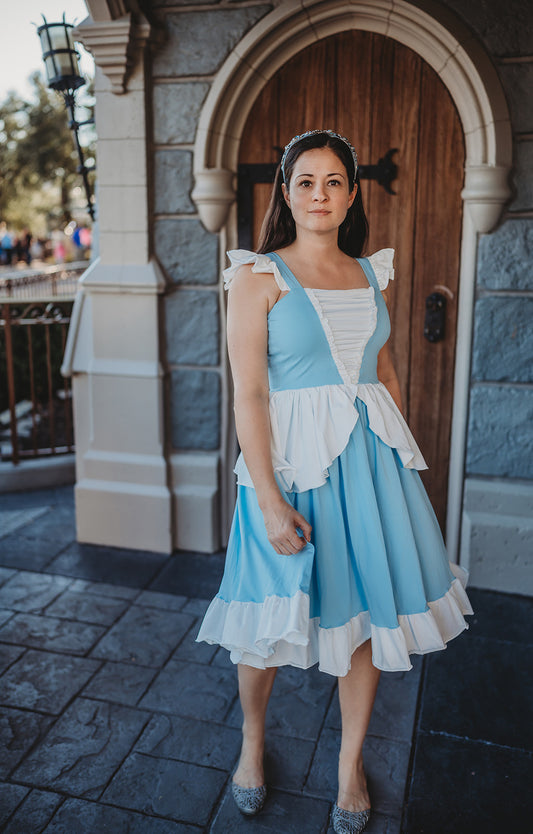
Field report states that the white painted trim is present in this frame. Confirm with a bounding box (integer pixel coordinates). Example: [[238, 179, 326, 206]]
[[192, 0, 513, 553], [0, 455, 75, 494], [461, 477, 533, 594], [446, 210, 478, 561]]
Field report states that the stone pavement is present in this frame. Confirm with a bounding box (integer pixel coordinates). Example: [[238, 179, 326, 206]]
[[0, 486, 531, 833]]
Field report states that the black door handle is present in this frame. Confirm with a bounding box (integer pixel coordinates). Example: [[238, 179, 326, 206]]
[[424, 292, 446, 343]]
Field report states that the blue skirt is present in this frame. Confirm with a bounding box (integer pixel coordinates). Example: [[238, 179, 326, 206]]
[[197, 401, 473, 675]]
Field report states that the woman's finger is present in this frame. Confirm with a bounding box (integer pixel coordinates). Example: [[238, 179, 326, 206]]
[[294, 512, 312, 542]]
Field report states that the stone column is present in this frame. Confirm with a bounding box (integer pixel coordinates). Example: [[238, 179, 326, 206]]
[[63, 17, 172, 553]]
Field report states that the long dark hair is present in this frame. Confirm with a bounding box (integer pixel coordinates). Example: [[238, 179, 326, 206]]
[[257, 131, 368, 257]]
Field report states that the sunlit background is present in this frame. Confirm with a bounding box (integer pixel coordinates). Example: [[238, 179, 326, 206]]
[[0, 1, 93, 101]]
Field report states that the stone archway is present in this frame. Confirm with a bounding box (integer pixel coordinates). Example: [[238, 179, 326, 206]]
[[192, 0, 513, 559]]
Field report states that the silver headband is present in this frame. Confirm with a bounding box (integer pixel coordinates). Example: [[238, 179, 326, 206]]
[[280, 129, 359, 184]]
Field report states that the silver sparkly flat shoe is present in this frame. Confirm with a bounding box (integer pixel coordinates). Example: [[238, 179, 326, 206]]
[[331, 802, 370, 834], [231, 781, 267, 816]]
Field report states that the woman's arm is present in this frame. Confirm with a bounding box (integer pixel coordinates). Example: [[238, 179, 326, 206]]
[[227, 266, 311, 555], [376, 288, 403, 413]]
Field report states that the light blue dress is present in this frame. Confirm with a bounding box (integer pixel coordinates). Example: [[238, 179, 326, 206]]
[[197, 249, 473, 675]]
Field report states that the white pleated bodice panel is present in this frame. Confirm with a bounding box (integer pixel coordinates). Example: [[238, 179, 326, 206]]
[[304, 287, 377, 385]]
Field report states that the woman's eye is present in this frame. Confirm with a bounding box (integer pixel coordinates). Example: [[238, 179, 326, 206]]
[[328, 179, 341, 186], [299, 180, 312, 187]]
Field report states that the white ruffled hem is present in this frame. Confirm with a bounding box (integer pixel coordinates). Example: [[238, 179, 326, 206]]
[[196, 564, 473, 675], [234, 381, 427, 492]]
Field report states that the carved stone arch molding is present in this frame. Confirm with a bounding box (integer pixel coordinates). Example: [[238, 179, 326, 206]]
[[74, 0, 152, 95], [193, 0, 513, 561], [192, 0, 512, 234]]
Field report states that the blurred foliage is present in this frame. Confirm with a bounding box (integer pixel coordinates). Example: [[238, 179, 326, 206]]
[[0, 73, 95, 234]]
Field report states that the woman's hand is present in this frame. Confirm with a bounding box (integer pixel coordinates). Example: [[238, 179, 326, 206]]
[[262, 499, 312, 555]]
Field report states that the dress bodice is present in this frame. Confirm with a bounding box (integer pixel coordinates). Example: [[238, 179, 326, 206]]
[[264, 251, 391, 390], [223, 248, 426, 492]]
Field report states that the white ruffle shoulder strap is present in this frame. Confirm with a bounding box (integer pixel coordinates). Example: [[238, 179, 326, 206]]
[[366, 248, 395, 291], [223, 249, 289, 292]]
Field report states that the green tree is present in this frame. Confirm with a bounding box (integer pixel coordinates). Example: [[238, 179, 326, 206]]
[[0, 72, 95, 232]]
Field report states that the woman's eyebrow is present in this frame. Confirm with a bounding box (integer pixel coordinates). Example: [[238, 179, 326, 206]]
[[295, 172, 345, 178]]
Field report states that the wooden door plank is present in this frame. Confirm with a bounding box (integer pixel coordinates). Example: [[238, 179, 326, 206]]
[[365, 36, 422, 417], [240, 73, 280, 165], [335, 30, 375, 210], [410, 62, 464, 526]]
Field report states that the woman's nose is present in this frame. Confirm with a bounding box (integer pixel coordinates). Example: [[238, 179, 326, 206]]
[[312, 185, 327, 201]]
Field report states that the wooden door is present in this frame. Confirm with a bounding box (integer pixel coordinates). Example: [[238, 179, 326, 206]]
[[238, 31, 465, 530]]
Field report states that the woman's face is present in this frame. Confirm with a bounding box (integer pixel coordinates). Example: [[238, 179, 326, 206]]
[[282, 146, 357, 236]]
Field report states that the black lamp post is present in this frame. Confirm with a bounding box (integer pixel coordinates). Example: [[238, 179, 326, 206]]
[[37, 14, 96, 221]]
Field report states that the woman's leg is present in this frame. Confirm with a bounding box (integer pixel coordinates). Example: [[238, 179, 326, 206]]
[[337, 638, 381, 812], [233, 664, 277, 787]]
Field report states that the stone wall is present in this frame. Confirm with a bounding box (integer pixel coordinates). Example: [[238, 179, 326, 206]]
[[151, 1, 272, 453], [148, 0, 533, 566], [440, 0, 533, 591], [462, 0, 533, 477]]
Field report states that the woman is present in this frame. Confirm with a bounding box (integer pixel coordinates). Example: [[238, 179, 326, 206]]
[[197, 129, 473, 834]]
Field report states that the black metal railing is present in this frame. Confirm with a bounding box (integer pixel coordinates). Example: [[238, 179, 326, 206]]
[[0, 265, 84, 464]]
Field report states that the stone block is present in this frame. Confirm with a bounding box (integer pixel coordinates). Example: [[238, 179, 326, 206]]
[[0, 567, 16, 586], [0, 707, 54, 778], [13, 698, 150, 799], [466, 385, 533, 478], [103, 751, 227, 825], [154, 82, 210, 144], [90, 606, 195, 667], [170, 369, 221, 450], [2, 789, 63, 834], [135, 713, 241, 770], [172, 621, 218, 664], [139, 660, 237, 720], [263, 733, 316, 792], [154, 150, 195, 214], [477, 219, 533, 290], [0, 784, 29, 828], [166, 289, 219, 365], [0, 533, 69, 572], [153, 7, 273, 76], [211, 785, 330, 834], [0, 649, 99, 713], [306, 728, 411, 818], [465, 584, 533, 644], [510, 140, 533, 211], [0, 607, 12, 626], [0, 613, 106, 655], [135, 589, 187, 610], [43, 798, 198, 833], [149, 549, 225, 598], [472, 296, 533, 382], [155, 219, 218, 285], [0, 506, 48, 537], [45, 589, 130, 626], [420, 634, 532, 750], [69, 578, 139, 599], [82, 661, 157, 706], [226, 663, 336, 741], [498, 62, 533, 133], [405, 731, 531, 833], [0, 643, 24, 676], [441, 0, 533, 56], [326, 661, 422, 743], [45, 543, 167, 588]]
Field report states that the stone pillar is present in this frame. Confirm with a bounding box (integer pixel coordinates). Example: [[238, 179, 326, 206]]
[[63, 22, 172, 553]]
